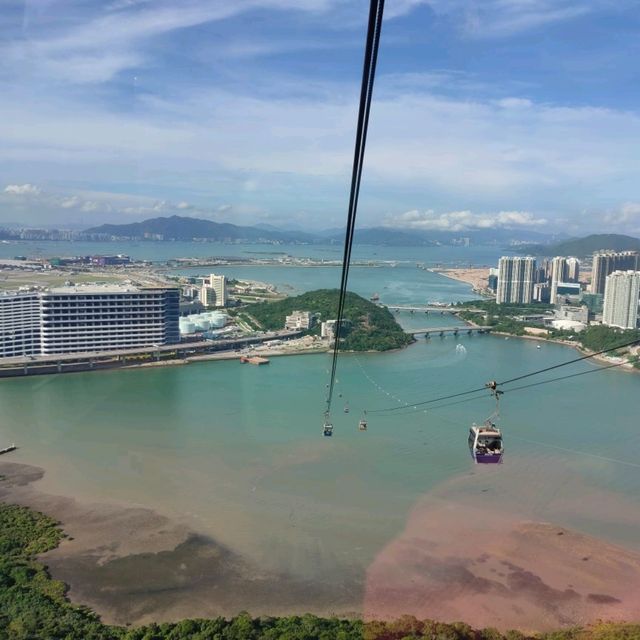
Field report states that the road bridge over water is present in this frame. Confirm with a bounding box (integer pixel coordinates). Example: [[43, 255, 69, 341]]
[[410, 326, 492, 337], [385, 305, 457, 314]]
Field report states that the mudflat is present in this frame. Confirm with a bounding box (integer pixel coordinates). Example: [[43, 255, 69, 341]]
[[3, 459, 640, 632], [364, 491, 640, 632], [0, 461, 362, 626]]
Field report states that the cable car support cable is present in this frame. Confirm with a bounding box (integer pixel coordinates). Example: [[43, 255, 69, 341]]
[[365, 337, 640, 415], [324, 0, 385, 425]]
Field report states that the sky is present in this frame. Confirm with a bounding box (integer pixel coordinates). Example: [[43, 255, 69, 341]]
[[1, 0, 640, 235]]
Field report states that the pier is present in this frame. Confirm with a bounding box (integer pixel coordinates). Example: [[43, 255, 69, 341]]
[[240, 356, 270, 365]]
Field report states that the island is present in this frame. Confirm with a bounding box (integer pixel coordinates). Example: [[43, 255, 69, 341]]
[[242, 289, 413, 351]]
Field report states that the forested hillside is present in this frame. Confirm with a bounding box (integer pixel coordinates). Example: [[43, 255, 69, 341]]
[[247, 289, 413, 351]]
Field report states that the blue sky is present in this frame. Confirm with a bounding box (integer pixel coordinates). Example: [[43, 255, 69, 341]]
[[1, 0, 640, 234]]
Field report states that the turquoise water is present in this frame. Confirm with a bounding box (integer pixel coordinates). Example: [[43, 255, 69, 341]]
[[0, 239, 508, 266], [3, 314, 640, 580], [172, 263, 480, 305], [1, 249, 639, 583]]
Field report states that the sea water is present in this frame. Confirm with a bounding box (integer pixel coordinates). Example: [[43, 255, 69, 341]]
[[1, 246, 639, 582], [2, 286, 640, 583]]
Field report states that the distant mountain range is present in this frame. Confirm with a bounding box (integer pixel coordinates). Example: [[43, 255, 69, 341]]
[[82, 215, 564, 246], [83, 216, 317, 244], [521, 234, 640, 257]]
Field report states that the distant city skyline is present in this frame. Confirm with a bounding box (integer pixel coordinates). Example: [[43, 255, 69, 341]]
[[2, 1, 640, 234]]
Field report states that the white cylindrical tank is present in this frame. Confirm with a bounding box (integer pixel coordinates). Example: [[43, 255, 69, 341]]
[[179, 319, 196, 335], [209, 312, 227, 328]]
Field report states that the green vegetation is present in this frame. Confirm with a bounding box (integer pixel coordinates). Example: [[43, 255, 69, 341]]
[[455, 300, 552, 336], [2, 501, 640, 640], [0, 503, 117, 639], [457, 300, 640, 356], [549, 325, 640, 353], [248, 289, 413, 351]]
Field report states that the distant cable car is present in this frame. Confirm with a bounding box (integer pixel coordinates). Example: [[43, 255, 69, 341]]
[[358, 419, 367, 431], [469, 382, 504, 463], [323, 411, 334, 437], [468, 423, 503, 464], [344, 403, 349, 413]]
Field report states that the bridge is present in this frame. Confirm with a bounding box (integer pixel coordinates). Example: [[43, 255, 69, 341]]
[[386, 305, 456, 314], [410, 326, 492, 337]]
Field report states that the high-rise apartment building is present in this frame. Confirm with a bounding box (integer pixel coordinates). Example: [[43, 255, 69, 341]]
[[602, 271, 640, 329], [591, 251, 639, 295], [200, 274, 228, 308], [0, 286, 180, 358], [533, 282, 550, 303], [549, 257, 568, 304], [209, 274, 227, 307], [496, 256, 536, 304], [566, 257, 580, 283]]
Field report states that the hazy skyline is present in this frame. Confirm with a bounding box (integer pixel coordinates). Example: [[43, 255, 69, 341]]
[[2, 0, 640, 234]]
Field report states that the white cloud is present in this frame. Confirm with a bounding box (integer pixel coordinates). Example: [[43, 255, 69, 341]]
[[4, 183, 42, 195], [604, 202, 640, 234], [426, 0, 601, 37], [387, 208, 546, 231], [0, 184, 225, 225], [496, 97, 532, 109], [60, 195, 81, 208], [3, 0, 336, 84], [3, 84, 640, 229]]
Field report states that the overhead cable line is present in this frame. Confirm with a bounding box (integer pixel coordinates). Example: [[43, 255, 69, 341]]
[[496, 336, 640, 385], [374, 359, 627, 418], [366, 383, 488, 414], [367, 337, 640, 414], [325, 0, 385, 418]]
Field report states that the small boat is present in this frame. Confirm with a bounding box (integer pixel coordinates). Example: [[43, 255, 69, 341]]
[[0, 443, 17, 455], [468, 423, 503, 464], [536, 345, 541, 349]]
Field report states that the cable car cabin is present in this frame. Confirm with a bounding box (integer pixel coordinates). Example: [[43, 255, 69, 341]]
[[344, 405, 349, 413], [323, 422, 334, 437], [468, 424, 503, 464], [358, 419, 367, 431]]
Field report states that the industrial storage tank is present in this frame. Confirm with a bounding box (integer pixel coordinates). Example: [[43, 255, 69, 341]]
[[209, 312, 227, 328], [179, 319, 196, 335]]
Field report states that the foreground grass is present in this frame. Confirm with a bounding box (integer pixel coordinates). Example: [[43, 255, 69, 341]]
[[1, 502, 639, 640]]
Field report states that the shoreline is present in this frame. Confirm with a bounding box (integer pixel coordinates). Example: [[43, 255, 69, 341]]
[[3, 457, 640, 632], [490, 331, 639, 374], [432, 267, 493, 296], [430, 268, 638, 376], [0, 461, 363, 625]]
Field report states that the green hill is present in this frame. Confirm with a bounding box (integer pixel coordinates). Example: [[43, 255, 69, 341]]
[[525, 234, 640, 257], [246, 289, 413, 351]]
